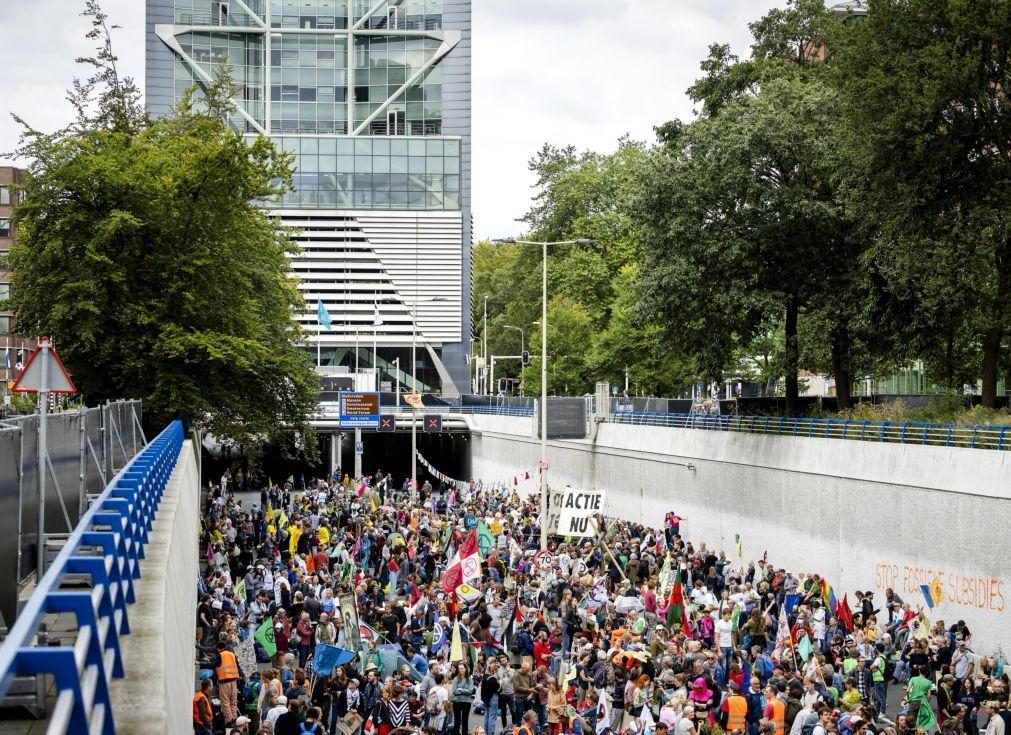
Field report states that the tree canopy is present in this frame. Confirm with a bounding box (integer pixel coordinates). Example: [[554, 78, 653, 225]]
[[9, 4, 319, 444]]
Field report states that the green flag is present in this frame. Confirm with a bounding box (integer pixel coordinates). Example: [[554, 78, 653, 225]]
[[476, 521, 494, 559], [234, 578, 246, 601], [731, 606, 741, 632], [798, 633, 813, 662], [255, 616, 277, 658]]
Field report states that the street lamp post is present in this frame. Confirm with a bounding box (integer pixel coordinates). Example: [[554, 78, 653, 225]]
[[503, 325, 525, 355], [493, 237, 593, 550], [483, 296, 489, 396]]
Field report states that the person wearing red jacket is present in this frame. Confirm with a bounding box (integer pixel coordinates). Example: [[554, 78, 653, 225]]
[[534, 631, 553, 670]]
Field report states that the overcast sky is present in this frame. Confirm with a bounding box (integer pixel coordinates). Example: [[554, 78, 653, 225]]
[[0, 0, 780, 239]]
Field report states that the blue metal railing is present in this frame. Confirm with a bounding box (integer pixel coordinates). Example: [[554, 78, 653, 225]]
[[605, 411, 1010, 450], [0, 420, 185, 734]]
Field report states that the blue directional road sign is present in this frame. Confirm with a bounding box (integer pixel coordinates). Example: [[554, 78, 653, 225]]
[[339, 392, 380, 429]]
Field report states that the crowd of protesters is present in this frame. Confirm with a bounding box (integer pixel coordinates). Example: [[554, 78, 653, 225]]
[[193, 467, 1010, 735]]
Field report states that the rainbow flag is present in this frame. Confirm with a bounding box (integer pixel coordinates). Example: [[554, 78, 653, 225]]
[[823, 582, 839, 615]]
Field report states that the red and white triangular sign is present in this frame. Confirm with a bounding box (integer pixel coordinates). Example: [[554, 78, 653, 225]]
[[11, 337, 77, 394]]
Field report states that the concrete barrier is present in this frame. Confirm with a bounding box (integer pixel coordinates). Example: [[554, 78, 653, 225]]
[[109, 439, 200, 734], [468, 415, 1011, 654]]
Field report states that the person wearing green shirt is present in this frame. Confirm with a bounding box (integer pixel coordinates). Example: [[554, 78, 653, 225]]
[[840, 679, 862, 710], [906, 668, 937, 732]]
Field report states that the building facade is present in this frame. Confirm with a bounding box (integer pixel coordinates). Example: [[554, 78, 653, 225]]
[[145, 0, 471, 395], [0, 167, 36, 384]]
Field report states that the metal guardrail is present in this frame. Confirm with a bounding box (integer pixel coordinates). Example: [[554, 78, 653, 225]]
[[331, 402, 1009, 450], [605, 411, 1011, 450], [0, 420, 184, 734], [380, 405, 536, 417]]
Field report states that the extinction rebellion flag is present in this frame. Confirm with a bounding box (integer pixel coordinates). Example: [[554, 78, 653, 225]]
[[255, 616, 277, 658]]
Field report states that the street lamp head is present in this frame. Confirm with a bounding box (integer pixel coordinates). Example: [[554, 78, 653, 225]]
[[492, 237, 516, 244], [574, 238, 595, 245]]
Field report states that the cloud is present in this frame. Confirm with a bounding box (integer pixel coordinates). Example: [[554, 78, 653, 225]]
[[0, 0, 782, 239]]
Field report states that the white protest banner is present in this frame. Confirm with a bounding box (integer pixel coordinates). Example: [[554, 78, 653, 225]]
[[546, 487, 604, 537], [235, 636, 257, 677]]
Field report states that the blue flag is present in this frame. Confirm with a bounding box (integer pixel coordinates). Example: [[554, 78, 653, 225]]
[[741, 659, 752, 693], [311, 644, 357, 675], [784, 594, 800, 617], [317, 298, 333, 330]]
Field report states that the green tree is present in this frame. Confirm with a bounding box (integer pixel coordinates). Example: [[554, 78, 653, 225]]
[[588, 265, 694, 396], [521, 296, 594, 396], [832, 0, 1011, 406], [639, 1, 867, 412], [10, 5, 319, 445]]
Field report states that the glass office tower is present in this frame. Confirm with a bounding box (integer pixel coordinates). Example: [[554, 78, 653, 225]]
[[145, 0, 471, 395]]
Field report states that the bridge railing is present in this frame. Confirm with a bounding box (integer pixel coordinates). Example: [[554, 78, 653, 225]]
[[380, 405, 536, 417], [0, 420, 185, 734], [605, 411, 1011, 450]]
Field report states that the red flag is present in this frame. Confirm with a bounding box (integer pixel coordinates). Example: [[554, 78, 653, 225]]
[[837, 594, 854, 632], [514, 602, 524, 624], [443, 560, 463, 593], [459, 530, 479, 559], [514, 477, 518, 486], [524, 471, 530, 480]]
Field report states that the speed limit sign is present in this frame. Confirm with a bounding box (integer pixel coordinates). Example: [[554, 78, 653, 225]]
[[534, 550, 553, 571]]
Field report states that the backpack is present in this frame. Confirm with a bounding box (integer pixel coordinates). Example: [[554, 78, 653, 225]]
[[426, 689, 442, 715], [243, 681, 261, 712], [593, 664, 608, 690], [800, 712, 820, 735], [300, 723, 320, 734]]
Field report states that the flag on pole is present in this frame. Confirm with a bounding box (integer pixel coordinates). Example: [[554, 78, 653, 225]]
[[784, 594, 801, 617], [798, 634, 813, 662], [837, 594, 854, 632], [317, 298, 333, 330], [255, 617, 277, 657], [774, 610, 791, 652], [450, 621, 464, 662], [920, 576, 944, 609], [442, 530, 481, 593], [735, 534, 743, 558], [312, 644, 358, 675], [476, 521, 494, 559], [823, 582, 839, 616], [665, 567, 684, 628]]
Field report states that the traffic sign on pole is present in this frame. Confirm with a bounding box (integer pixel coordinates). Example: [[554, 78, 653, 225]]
[[11, 337, 77, 394]]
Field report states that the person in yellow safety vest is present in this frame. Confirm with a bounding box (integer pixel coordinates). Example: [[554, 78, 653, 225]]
[[722, 682, 749, 733], [763, 684, 787, 735], [214, 640, 241, 725]]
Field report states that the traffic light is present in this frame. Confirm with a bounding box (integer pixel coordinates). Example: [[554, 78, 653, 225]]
[[498, 377, 508, 394], [424, 415, 442, 432], [521, 350, 530, 366]]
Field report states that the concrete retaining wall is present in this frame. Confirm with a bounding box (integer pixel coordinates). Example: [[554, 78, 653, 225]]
[[467, 415, 1011, 654], [110, 439, 200, 735]]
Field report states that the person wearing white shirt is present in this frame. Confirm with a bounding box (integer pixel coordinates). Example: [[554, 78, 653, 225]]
[[715, 609, 735, 673]]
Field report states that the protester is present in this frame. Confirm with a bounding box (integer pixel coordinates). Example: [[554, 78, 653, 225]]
[[189, 466, 1005, 735]]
